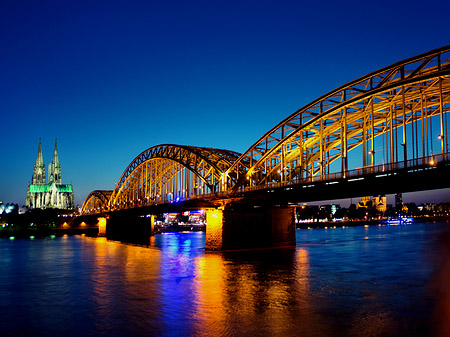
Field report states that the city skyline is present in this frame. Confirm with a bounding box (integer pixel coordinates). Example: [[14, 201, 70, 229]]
[[1, 0, 450, 206]]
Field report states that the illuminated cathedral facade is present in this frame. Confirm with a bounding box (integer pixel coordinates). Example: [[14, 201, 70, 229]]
[[26, 139, 74, 209]]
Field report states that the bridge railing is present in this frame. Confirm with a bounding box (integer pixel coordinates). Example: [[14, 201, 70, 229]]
[[235, 153, 449, 194]]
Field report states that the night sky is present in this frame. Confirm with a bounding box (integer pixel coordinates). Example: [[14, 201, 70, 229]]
[[1, 0, 450, 207]]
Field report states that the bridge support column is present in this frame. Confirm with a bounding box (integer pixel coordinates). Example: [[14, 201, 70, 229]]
[[97, 217, 107, 236], [150, 215, 155, 235], [205, 209, 224, 250], [205, 205, 296, 251]]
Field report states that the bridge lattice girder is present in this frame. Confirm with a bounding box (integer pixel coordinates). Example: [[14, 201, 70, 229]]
[[81, 190, 113, 213], [82, 46, 450, 214], [109, 144, 244, 208], [226, 45, 450, 189]]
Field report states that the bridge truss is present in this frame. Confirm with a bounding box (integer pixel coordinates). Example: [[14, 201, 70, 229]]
[[82, 46, 450, 213], [81, 190, 112, 213], [225, 46, 450, 190], [107, 145, 244, 210]]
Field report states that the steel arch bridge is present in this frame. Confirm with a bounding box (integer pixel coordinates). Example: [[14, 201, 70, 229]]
[[224, 45, 450, 190], [107, 144, 245, 210], [81, 190, 113, 213], [82, 46, 450, 214]]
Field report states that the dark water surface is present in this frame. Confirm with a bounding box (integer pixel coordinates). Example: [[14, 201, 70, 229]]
[[1, 222, 450, 337]]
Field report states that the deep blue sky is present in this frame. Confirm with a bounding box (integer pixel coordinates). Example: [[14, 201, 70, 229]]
[[1, 0, 450, 207]]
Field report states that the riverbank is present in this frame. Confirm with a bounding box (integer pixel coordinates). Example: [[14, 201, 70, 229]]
[[296, 215, 449, 229], [296, 220, 380, 229], [1, 216, 448, 237]]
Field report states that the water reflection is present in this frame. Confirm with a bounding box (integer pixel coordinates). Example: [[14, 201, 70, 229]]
[[194, 254, 228, 335], [190, 247, 316, 336], [1, 223, 449, 336], [89, 237, 167, 335], [433, 230, 450, 337]]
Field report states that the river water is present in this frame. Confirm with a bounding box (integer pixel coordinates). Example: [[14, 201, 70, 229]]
[[1, 222, 450, 337]]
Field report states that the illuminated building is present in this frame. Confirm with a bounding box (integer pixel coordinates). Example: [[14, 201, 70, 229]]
[[357, 196, 371, 209], [372, 196, 387, 213], [25, 139, 74, 209], [357, 195, 387, 213]]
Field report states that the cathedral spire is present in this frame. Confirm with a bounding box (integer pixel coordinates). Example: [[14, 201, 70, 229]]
[[48, 138, 62, 184], [32, 138, 46, 185], [52, 138, 60, 167], [36, 138, 44, 167]]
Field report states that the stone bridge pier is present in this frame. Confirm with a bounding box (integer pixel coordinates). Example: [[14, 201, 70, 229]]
[[205, 204, 296, 251]]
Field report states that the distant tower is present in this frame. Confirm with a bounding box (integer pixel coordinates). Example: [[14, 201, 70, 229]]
[[48, 139, 62, 184], [31, 138, 46, 185], [26, 138, 74, 209], [373, 195, 387, 213], [395, 193, 403, 209]]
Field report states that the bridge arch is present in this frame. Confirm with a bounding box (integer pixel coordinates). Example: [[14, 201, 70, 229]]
[[81, 190, 113, 213], [226, 45, 450, 190], [109, 144, 243, 209]]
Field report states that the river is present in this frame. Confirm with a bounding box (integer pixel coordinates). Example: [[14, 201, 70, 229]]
[[1, 221, 449, 336]]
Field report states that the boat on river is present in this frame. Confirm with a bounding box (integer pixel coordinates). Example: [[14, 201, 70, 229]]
[[386, 216, 413, 225]]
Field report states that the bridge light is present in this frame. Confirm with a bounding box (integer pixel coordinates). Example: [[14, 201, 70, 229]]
[[437, 134, 443, 140]]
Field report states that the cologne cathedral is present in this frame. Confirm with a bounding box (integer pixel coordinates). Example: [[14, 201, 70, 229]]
[[26, 139, 74, 209]]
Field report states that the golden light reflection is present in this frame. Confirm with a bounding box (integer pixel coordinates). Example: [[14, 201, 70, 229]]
[[192, 248, 318, 336], [193, 254, 227, 335], [292, 247, 334, 335], [261, 250, 306, 335], [90, 238, 123, 323], [89, 237, 163, 327], [295, 248, 311, 307], [122, 244, 162, 287]]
